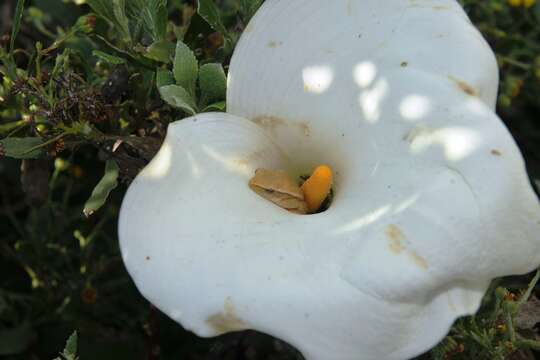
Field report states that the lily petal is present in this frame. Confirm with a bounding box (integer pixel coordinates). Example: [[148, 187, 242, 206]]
[[227, 0, 540, 297], [120, 1, 540, 359]]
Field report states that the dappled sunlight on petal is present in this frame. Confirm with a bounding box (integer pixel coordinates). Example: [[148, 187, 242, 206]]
[[359, 79, 388, 123], [186, 151, 202, 179], [140, 143, 172, 179], [400, 95, 431, 121], [332, 205, 391, 236], [406, 126, 482, 162], [302, 66, 334, 94], [353, 61, 377, 88], [393, 194, 420, 214], [201, 144, 253, 177]]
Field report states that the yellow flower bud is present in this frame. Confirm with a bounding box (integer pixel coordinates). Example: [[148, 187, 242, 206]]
[[301, 165, 333, 213]]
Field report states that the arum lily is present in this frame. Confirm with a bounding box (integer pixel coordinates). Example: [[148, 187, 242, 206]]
[[119, 1, 540, 359]]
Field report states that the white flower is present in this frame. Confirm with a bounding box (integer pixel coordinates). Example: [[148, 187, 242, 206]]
[[119, 1, 540, 359]]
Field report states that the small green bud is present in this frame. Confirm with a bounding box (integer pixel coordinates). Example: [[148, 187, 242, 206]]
[[75, 14, 97, 34], [54, 158, 69, 171]]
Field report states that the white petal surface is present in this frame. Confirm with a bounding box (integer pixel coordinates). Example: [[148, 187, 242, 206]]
[[120, 1, 540, 360]]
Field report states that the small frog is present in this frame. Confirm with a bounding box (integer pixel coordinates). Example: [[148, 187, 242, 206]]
[[248, 168, 308, 214]]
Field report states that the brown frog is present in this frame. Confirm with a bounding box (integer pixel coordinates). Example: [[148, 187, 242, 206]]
[[248, 168, 308, 214]]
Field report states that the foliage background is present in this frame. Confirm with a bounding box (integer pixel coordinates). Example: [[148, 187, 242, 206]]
[[0, 0, 539, 359]]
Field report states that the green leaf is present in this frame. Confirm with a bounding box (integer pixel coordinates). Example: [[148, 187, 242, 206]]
[[0, 120, 27, 135], [149, 0, 168, 40], [62, 331, 78, 360], [198, 63, 226, 104], [156, 69, 174, 88], [126, 0, 168, 42], [85, 0, 112, 22], [112, 0, 131, 41], [240, 0, 263, 21], [92, 50, 126, 64], [172, 41, 198, 95], [10, 0, 26, 54], [83, 160, 119, 217], [143, 40, 175, 63], [0, 137, 44, 159], [159, 85, 197, 115], [0, 323, 34, 355], [197, 0, 228, 35], [87, 0, 131, 42], [202, 101, 226, 112]]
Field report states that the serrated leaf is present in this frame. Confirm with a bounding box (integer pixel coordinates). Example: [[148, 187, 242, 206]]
[[159, 85, 197, 115], [62, 331, 78, 360], [112, 0, 131, 41], [87, 0, 131, 42], [156, 69, 174, 88], [198, 63, 226, 104], [83, 160, 119, 217], [126, 0, 168, 42], [85, 0, 112, 21], [173, 41, 198, 95], [197, 0, 228, 35], [149, 0, 168, 40], [143, 40, 175, 63], [92, 50, 126, 64], [0, 137, 44, 159]]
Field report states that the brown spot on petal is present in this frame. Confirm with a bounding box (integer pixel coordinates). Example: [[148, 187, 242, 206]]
[[253, 116, 311, 138], [408, 251, 429, 270], [386, 225, 429, 270], [253, 116, 286, 130], [491, 149, 502, 156], [235, 150, 268, 168], [386, 225, 405, 254], [206, 297, 248, 335], [449, 76, 478, 97], [297, 122, 311, 137], [433, 5, 451, 10], [267, 40, 282, 48]]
